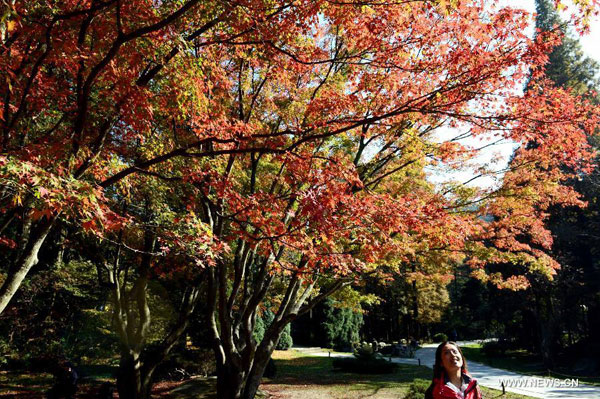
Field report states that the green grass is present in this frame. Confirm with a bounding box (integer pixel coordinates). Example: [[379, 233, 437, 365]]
[[461, 344, 600, 387], [461, 345, 544, 374], [0, 351, 540, 399], [260, 349, 537, 399], [274, 351, 430, 384]]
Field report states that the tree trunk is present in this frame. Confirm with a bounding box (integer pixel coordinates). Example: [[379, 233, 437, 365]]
[[0, 216, 55, 314], [211, 316, 284, 399], [216, 362, 246, 399], [242, 343, 275, 399], [117, 351, 153, 399], [538, 310, 557, 369], [213, 344, 276, 399], [539, 326, 555, 368], [114, 316, 197, 399], [534, 290, 557, 369]]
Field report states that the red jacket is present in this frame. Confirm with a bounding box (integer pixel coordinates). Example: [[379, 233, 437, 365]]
[[430, 374, 482, 399]]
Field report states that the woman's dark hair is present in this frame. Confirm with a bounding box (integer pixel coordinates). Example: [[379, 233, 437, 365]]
[[425, 341, 468, 399], [432, 341, 468, 379]]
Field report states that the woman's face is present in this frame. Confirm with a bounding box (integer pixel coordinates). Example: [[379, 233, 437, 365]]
[[441, 343, 463, 374]]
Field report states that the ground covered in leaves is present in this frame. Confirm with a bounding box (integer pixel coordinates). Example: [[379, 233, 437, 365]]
[[0, 370, 185, 398]]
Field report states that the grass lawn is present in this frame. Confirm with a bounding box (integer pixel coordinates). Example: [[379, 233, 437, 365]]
[[0, 350, 539, 398], [259, 349, 538, 399], [461, 344, 600, 387]]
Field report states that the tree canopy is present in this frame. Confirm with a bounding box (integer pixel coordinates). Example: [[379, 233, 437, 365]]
[[1, 0, 600, 398]]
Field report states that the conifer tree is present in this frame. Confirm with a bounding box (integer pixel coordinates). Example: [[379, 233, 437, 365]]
[[523, 0, 599, 368], [535, 0, 599, 93]]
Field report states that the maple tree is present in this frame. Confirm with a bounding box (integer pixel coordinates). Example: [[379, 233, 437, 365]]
[[1, 0, 600, 398]]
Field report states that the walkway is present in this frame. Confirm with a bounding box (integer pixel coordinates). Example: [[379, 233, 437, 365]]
[[294, 344, 600, 399]]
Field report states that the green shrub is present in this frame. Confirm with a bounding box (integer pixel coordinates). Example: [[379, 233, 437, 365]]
[[433, 333, 448, 343], [353, 342, 375, 360], [322, 299, 363, 350], [0, 260, 114, 365], [62, 309, 119, 361], [332, 356, 398, 374], [482, 340, 509, 357], [276, 326, 293, 350], [253, 313, 267, 344], [403, 379, 431, 399], [290, 297, 363, 350], [253, 309, 293, 350], [0, 337, 15, 368]]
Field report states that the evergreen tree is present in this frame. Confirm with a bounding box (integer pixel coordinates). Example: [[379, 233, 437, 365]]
[[321, 298, 363, 350], [290, 297, 363, 350], [535, 0, 599, 93], [459, 0, 600, 370], [253, 310, 293, 351], [522, 0, 600, 369]]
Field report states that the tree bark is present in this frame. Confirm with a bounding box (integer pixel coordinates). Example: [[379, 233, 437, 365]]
[[111, 257, 200, 398], [536, 296, 558, 369], [216, 362, 246, 399], [114, 298, 199, 399], [213, 330, 279, 399], [0, 215, 55, 314], [242, 337, 277, 399], [116, 351, 153, 399], [532, 280, 558, 369], [211, 275, 344, 399]]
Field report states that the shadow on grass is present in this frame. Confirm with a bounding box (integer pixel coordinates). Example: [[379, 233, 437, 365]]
[[159, 357, 431, 399], [170, 377, 217, 396], [78, 364, 118, 380], [0, 371, 52, 385], [0, 377, 110, 399], [269, 355, 431, 387], [461, 346, 544, 374], [0, 356, 432, 399], [0, 371, 52, 396], [0, 366, 118, 398]]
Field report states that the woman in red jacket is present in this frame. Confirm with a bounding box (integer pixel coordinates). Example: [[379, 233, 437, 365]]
[[425, 341, 482, 399]]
